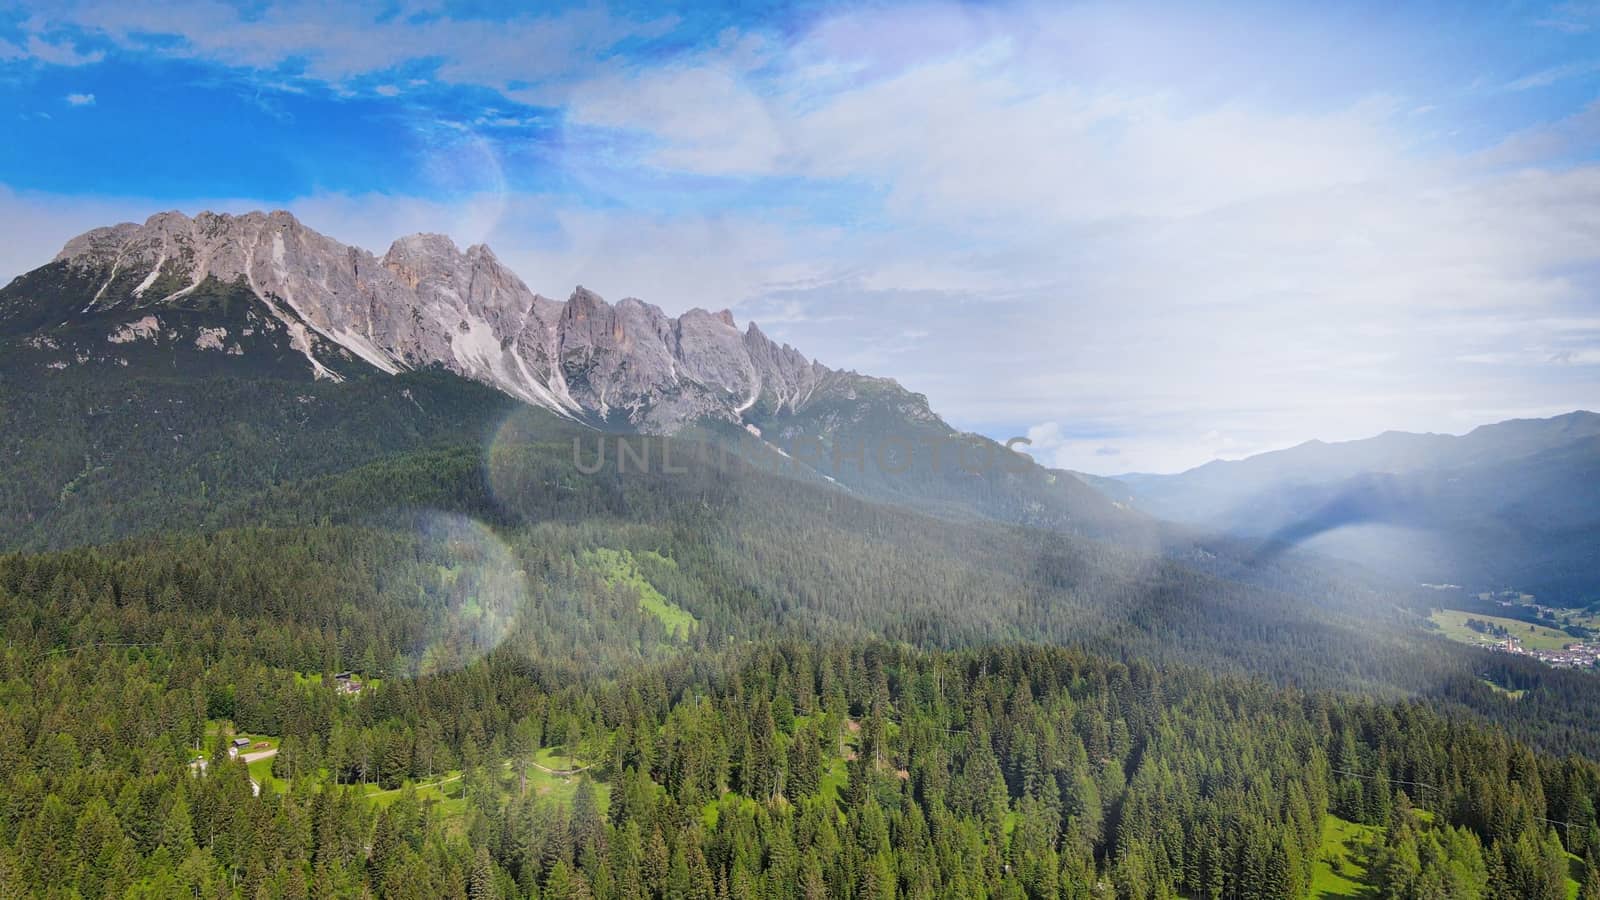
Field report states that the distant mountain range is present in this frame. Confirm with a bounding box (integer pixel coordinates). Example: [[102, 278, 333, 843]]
[[1083, 412, 1600, 601]]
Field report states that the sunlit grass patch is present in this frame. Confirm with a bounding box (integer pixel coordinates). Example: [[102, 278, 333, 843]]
[[1430, 608, 1575, 652], [1311, 814, 1379, 899], [582, 547, 698, 639]]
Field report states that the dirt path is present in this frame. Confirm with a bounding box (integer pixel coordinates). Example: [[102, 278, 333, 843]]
[[190, 747, 278, 796], [529, 759, 595, 777]]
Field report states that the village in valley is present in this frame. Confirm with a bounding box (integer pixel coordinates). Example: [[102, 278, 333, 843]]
[[1429, 589, 1600, 671], [1475, 622, 1600, 669]]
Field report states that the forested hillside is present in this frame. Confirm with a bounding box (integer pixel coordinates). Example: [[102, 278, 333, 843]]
[[1, 594, 1595, 899], [7, 358, 1600, 733]]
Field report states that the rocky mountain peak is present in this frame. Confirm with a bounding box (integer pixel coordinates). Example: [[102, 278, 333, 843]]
[[383, 232, 460, 262], [31, 209, 868, 433], [564, 286, 609, 319], [55, 222, 139, 265]]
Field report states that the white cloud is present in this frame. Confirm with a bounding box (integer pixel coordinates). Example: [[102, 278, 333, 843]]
[[1025, 422, 1068, 452], [1551, 349, 1600, 366], [546, 8, 1600, 473], [64, 92, 95, 106], [16, 2, 671, 91], [1019, 420, 1272, 474], [1479, 100, 1600, 166], [568, 64, 791, 175], [26, 35, 105, 66]]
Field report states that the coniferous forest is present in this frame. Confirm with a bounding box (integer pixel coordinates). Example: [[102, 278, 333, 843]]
[[0, 365, 1597, 899]]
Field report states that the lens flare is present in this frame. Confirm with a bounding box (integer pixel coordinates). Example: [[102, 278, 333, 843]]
[[484, 404, 587, 522], [388, 511, 529, 677], [415, 124, 509, 247]]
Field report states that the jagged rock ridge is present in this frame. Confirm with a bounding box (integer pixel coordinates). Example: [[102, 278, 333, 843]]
[[43, 209, 882, 432]]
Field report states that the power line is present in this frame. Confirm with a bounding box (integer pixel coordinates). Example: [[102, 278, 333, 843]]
[[1330, 767, 1439, 794], [35, 641, 156, 658], [1330, 767, 1585, 836]]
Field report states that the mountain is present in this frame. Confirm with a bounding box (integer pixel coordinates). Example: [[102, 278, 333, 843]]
[[7, 209, 847, 429], [0, 209, 1130, 545], [1090, 412, 1600, 600]]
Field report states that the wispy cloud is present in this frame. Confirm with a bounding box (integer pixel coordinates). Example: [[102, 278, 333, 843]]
[[546, 6, 1600, 472], [9, 2, 675, 91], [24, 35, 106, 66], [1504, 58, 1600, 91], [1535, 1, 1600, 33], [64, 92, 95, 106]]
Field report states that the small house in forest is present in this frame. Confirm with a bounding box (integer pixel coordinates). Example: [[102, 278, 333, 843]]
[[334, 671, 364, 695]]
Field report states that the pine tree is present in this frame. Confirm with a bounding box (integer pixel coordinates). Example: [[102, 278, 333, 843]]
[[469, 846, 499, 900], [744, 696, 779, 801], [1582, 855, 1600, 900], [161, 795, 196, 855], [799, 852, 827, 900], [573, 778, 605, 858], [382, 730, 413, 789], [786, 729, 821, 802]]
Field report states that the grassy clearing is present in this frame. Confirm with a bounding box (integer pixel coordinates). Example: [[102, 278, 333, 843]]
[[1001, 810, 1021, 836], [1562, 608, 1600, 631], [1479, 677, 1528, 700], [1430, 609, 1576, 652], [247, 756, 288, 792], [701, 792, 761, 829], [1311, 814, 1379, 899], [519, 748, 611, 812], [198, 719, 600, 820], [583, 548, 698, 639], [1307, 812, 1577, 899], [524, 767, 610, 811], [818, 757, 848, 808], [198, 721, 275, 755], [531, 747, 584, 770], [361, 775, 470, 816]]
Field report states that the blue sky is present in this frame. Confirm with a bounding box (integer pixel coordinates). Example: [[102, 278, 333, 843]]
[[3, 0, 1600, 472]]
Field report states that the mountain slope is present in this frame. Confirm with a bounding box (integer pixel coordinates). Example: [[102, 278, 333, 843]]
[[1092, 412, 1600, 600]]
